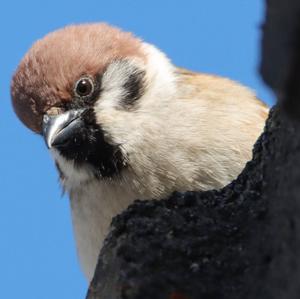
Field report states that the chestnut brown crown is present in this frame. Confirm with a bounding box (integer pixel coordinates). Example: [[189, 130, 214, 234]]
[[11, 23, 145, 133]]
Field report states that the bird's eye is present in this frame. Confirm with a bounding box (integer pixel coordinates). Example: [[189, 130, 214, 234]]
[[75, 77, 94, 97]]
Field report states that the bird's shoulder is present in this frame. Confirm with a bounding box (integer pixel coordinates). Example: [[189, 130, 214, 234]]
[[174, 67, 268, 112]]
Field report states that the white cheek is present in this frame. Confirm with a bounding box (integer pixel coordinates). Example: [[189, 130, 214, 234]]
[[92, 48, 177, 161], [96, 59, 146, 110], [98, 61, 127, 109]]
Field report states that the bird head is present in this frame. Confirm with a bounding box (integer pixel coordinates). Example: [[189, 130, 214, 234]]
[[11, 23, 177, 192]]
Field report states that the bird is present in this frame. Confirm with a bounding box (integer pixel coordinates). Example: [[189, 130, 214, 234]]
[[11, 23, 268, 281]]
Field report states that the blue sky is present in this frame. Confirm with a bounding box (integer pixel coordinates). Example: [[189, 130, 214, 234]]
[[0, 1, 274, 298]]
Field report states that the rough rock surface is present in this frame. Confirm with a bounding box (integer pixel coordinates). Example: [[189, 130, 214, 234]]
[[87, 1, 300, 298]]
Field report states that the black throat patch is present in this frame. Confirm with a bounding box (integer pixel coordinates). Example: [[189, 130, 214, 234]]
[[55, 108, 126, 178]]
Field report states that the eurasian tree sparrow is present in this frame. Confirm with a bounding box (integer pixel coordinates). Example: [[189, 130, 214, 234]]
[[11, 23, 268, 281]]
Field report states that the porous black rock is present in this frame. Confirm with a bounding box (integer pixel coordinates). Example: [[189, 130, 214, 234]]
[[87, 0, 300, 298]]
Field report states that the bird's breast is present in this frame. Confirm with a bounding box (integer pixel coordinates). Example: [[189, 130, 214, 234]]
[[69, 179, 137, 281]]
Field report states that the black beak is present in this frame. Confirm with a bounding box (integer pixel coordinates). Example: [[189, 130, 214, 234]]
[[42, 109, 85, 149]]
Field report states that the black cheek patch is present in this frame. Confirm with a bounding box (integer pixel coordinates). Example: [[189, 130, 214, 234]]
[[56, 108, 127, 179], [122, 68, 146, 107]]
